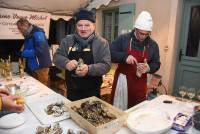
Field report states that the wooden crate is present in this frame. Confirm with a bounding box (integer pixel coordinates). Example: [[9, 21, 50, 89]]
[[65, 96, 127, 134]]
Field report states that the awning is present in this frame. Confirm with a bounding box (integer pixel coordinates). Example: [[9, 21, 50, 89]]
[[0, 0, 90, 15], [87, 0, 112, 10], [51, 15, 72, 21]]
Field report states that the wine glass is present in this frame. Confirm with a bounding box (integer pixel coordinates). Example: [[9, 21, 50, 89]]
[[187, 88, 196, 101], [178, 86, 187, 101], [196, 89, 200, 101]]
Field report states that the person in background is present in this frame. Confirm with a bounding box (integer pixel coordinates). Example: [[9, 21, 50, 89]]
[[110, 11, 160, 110], [53, 9, 111, 101], [17, 18, 52, 86], [0, 88, 24, 113]]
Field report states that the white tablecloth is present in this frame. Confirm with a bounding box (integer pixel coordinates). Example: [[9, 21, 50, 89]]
[[120, 95, 200, 134], [0, 76, 84, 134], [0, 76, 200, 134]]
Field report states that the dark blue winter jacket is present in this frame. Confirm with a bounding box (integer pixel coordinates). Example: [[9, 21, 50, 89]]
[[21, 25, 52, 72]]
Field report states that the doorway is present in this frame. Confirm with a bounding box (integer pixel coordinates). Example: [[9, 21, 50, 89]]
[[174, 0, 200, 97]]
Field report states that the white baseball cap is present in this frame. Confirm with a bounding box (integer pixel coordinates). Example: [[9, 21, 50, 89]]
[[134, 11, 153, 31]]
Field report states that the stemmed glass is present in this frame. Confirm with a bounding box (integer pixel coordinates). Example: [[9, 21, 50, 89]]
[[178, 86, 187, 101], [196, 89, 200, 101], [187, 88, 196, 101]]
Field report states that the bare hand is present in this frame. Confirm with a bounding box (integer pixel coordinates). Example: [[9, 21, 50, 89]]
[[0, 88, 10, 97], [137, 63, 150, 74], [75, 64, 89, 77], [2, 95, 25, 113], [66, 60, 78, 71], [126, 55, 138, 65]]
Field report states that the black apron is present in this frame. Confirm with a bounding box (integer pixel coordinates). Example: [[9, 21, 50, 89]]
[[65, 42, 102, 101]]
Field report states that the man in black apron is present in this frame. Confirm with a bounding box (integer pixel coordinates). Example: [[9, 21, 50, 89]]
[[53, 9, 111, 101]]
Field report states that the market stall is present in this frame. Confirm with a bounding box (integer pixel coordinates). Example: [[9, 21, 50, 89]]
[[0, 74, 199, 134]]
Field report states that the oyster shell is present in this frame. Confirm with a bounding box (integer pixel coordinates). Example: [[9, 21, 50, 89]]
[[76, 58, 84, 71], [36, 123, 62, 134], [67, 129, 86, 134], [45, 102, 66, 117], [72, 100, 117, 126]]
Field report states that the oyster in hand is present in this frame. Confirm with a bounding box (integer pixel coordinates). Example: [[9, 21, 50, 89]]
[[76, 58, 84, 71]]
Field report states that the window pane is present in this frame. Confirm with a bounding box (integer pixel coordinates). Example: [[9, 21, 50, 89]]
[[103, 10, 119, 43], [103, 12, 112, 43], [115, 12, 119, 26], [114, 12, 119, 40], [186, 6, 200, 57]]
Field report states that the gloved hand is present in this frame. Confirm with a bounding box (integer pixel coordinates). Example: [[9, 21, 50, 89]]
[[137, 63, 150, 74]]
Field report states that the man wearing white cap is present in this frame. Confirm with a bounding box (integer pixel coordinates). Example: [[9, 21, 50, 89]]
[[110, 11, 160, 110]]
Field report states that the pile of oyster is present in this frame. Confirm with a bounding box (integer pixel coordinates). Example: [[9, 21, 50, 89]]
[[45, 102, 66, 117], [36, 123, 86, 134], [72, 100, 117, 126], [36, 123, 62, 134]]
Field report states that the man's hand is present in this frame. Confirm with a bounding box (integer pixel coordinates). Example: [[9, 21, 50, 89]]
[[75, 64, 89, 77], [65, 60, 78, 71], [2, 95, 24, 113], [126, 55, 138, 65], [0, 88, 10, 97], [137, 63, 150, 74]]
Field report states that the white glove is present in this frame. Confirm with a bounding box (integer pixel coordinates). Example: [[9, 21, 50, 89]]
[[137, 63, 150, 74]]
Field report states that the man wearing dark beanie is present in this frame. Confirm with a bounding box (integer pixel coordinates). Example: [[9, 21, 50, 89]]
[[53, 9, 111, 101], [75, 9, 96, 23]]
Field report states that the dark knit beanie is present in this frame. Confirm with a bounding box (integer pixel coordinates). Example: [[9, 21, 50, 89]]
[[75, 9, 96, 23]]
